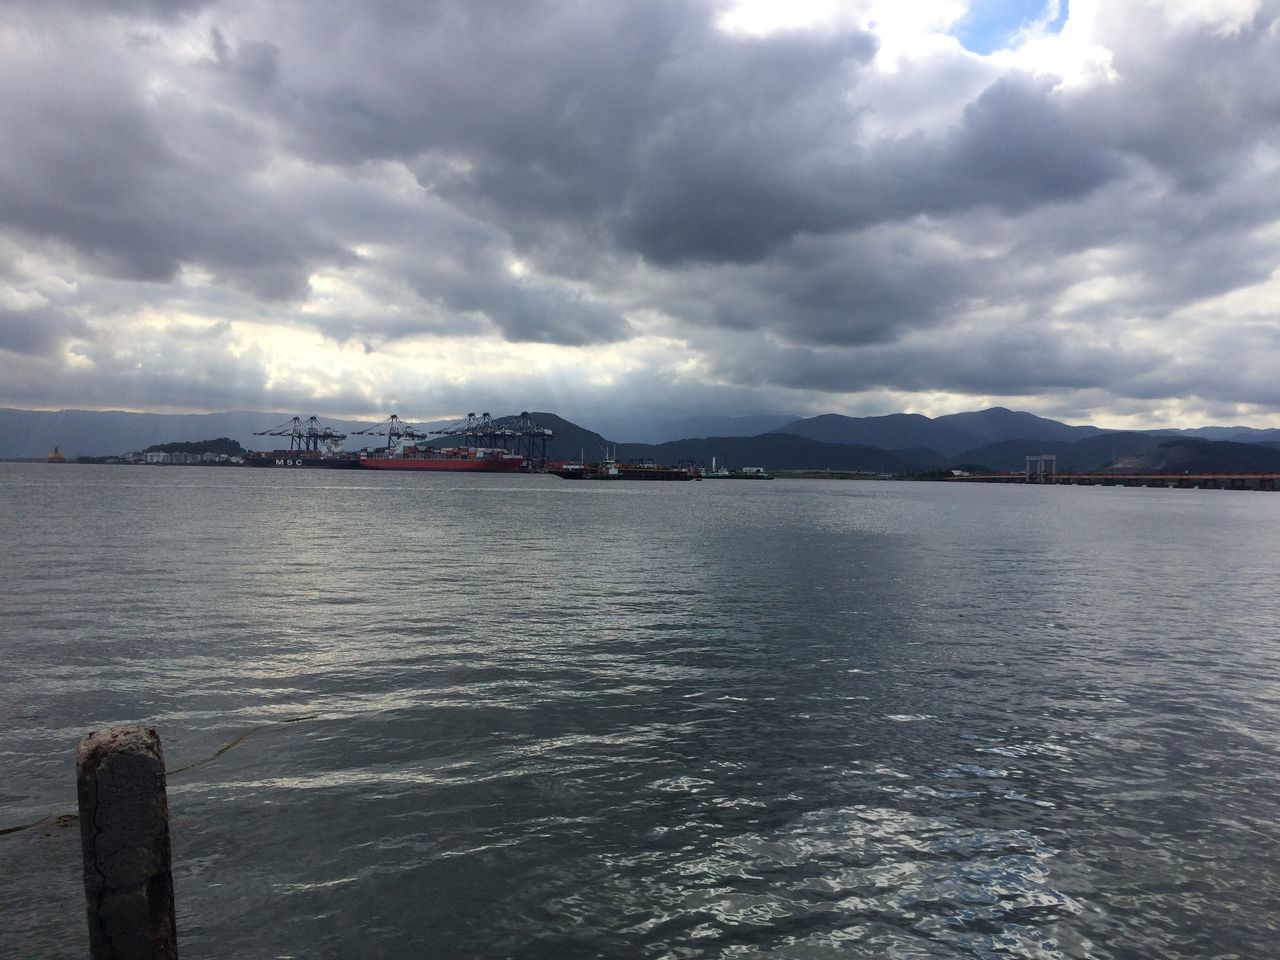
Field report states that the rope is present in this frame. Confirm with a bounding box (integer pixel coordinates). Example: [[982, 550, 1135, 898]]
[[0, 714, 320, 838], [0, 815, 56, 837], [166, 714, 318, 775]]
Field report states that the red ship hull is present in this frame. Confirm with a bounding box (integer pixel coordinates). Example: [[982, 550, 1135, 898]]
[[361, 451, 525, 472]]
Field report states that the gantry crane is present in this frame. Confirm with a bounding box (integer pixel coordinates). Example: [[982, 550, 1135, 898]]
[[253, 416, 348, 453], [350, 414, 429, 452], [429, 410, 553, 467]]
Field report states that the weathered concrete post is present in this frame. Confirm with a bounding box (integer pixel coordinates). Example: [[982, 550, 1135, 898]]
[[76, 725, 179, 959]]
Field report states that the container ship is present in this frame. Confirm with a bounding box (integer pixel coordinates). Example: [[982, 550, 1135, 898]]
[[244, 450, 362, 469], [245, 416, 362, 468], [360, 444, 526, 472]]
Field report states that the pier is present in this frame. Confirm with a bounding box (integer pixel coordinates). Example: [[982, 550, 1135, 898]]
[[948, 472, 1280, 490]]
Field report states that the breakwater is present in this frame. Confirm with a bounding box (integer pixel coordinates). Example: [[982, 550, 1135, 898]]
[[950, 471, 1280, 490]]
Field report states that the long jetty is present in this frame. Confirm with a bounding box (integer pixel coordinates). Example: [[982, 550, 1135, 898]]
[[949, 472, 1280, 490]]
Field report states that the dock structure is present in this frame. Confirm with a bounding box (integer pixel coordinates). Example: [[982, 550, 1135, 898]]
[[949, 472, 1280, 490], [1025, 454, 1057, 482]]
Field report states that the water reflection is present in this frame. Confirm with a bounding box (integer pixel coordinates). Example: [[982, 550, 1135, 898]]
[[2, 468, 1280, 957]]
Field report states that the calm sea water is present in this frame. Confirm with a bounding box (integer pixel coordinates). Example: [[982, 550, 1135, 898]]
[[2, 463, 1279, 958]]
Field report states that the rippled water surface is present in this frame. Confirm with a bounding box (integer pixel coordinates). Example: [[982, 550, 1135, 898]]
[[2, 464, 1279, 958]]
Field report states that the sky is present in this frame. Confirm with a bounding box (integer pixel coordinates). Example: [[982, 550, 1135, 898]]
[[2, 0, 1279, 430]]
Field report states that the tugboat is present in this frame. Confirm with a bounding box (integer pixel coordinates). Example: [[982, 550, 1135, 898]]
[[701, 456, 731, 479], [46, 447, 66, 463]]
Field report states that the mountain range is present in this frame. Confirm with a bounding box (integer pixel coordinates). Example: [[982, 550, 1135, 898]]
[[765, 409, 1107, 457], [5, 406, 1280, 474]]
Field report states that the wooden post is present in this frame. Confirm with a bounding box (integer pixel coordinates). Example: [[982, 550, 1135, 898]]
[[76, 725, 178, 959]]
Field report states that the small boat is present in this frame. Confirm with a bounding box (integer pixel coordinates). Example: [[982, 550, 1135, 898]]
[[549, 460, 588, 479], [699, 457, 771, 479]]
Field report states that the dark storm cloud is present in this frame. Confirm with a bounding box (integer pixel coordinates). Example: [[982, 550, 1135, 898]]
[[2, 0, 1280, 420], [0, 9, 347, 299], [5, 0, 214, 17], [384, 213, 630, 346], [297, 193, 632, 347], [622, 69, 1123, 265], [931, 75, 1123, 209], [210, 27, 281, 94], [0, 4, 1143, 287], [704, 319, 1171, 399], [662, 229, 980, 349], [256, 0, 880, 265], [0, 306, 88, 356], [274, 2, 697, 170], [262, 3, 1118, 267], [1071, 5, 1280, 189], [0, 346, 350, 415], [613, 28, 880, 263]]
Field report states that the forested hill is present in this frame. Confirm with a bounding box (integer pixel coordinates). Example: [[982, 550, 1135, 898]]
[[143, 438, 246, 457]]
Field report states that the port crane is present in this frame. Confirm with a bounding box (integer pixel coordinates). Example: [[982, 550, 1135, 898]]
[[507, 412, 553, 468], [430, 411, 510, 448], [350, 414, 429, 452], [429, 411, 553, 468], [253, 416, 348, 453]]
